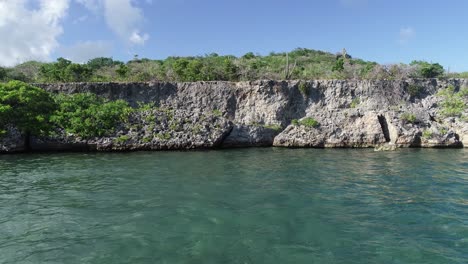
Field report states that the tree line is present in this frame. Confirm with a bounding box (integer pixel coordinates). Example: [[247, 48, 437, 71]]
[[0, 48, 454, 83]]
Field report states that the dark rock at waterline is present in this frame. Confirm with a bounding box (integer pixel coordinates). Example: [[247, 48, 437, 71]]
[[1, 79, 467, 153]]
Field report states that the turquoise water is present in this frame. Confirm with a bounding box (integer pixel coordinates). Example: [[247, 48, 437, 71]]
[[1, 149, 467, 264]]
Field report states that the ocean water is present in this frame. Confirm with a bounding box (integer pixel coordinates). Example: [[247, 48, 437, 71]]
[[0, 148, 467, 264]]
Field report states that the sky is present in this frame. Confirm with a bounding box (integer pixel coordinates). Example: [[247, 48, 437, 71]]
[[0, 0, 467, 71]]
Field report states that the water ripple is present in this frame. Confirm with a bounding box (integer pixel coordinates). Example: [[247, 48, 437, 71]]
[[0, 149, 467, 263]]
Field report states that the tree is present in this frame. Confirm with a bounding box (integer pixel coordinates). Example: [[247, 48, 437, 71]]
[[0, 67, 6, 81], [410, 61, 444, 78], [87, 57, 122, 70], [0, 81, 57, 149], [116, 64, 130, 79], [64, 63, 92, 82]]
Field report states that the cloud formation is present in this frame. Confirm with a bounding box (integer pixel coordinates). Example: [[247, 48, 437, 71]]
[[399, 26, 415, 44], [78, 0, 150, 45], [0, 0, 70, 66]]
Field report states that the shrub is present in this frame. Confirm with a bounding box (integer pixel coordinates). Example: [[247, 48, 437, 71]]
[[410, 61, 444, 78], [52, 93, 131, 138], [422, 130, 433, 139], [292, 117, 320, 128], [0, 81, 57, 137], [350, 98, 360, 108], [407, 84, 424, 98], [401, 112, 417, 123], [437, 85, 466, 117]]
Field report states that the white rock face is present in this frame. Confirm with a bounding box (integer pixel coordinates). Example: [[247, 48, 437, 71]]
[[3, 78, 465, 152]]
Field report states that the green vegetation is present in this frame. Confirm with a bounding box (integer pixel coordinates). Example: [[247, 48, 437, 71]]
[[212, 109, 222, 117], [410, 61, 444, 78], [263, 124, 282, 131], [114, 135, 130, 144], [401, 112, 417, 123], [422, 130, 433, 139], [350, 98, 360, 108], [292, 117, 320, 128], [407, 84, 424, 98], [298, 82, 310, 96], [0, 81, 57, 139], [437, 85, 467, 117], [0, 48, 454, 83], [51, 93, 131, 138]]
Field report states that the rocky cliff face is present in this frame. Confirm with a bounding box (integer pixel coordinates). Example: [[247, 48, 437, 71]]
[[1, 79, 467, 152]]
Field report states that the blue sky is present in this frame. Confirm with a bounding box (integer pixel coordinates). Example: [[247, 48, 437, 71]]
[[1, 0, 467, 71]]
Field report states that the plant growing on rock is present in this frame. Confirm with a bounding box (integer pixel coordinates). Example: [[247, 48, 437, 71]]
[[407, 84, 424, 98], [400, 112, 417, 123], [422, 130, 433, 139], [298, 82, 310, 96], [350, 98, 360, 108], [437, 85, 467, 117], [292, 117, 320, 128], [52, 93, 132, 138]]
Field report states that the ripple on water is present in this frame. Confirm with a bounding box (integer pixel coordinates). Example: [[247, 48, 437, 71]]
[[0, 148, 467, 263]]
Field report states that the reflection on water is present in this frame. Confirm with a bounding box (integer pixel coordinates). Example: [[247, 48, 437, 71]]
[[1, 148, 467, 263]]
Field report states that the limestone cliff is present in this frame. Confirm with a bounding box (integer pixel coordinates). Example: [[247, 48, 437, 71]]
[[1, 79, 467, 152]]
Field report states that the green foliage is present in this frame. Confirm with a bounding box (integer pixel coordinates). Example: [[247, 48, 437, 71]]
[[39, 58, 92, 82], [116, 64, 129, 79], [401, 112, 417, 123], [114, 135, 130, 144], [156, 132, 171, 140], [292, 117, 320, 128], [332, 58, 344, 72], [422, 130, 433, 139], [4, 48, 455, 83], [87, 57, 123, 70], [437, 85, 467, 117], [212, 109, 222, 117], [51, 93, 131, 138], [410, 61, 444, 78], [263, 124, 282, 131], [0, 81, 57, 136], [0, 67, 6, 81], [298, 82, 310, 96], [350, 98, 360, 108], [407, 84, 424, 98]]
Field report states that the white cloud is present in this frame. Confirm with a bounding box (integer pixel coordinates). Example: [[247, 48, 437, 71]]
[[77, 0, 150, 45], [129, 30, 149, 45], [399, 26, 415, 44], [0, 0, 70, 66], [61, 41, 112, 63]]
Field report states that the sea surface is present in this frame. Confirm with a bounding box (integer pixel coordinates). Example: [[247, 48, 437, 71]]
[[1, 148, 467, 264]]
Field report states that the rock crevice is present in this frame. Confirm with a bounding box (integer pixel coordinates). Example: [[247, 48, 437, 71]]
[[1, 79, 466, 152]]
